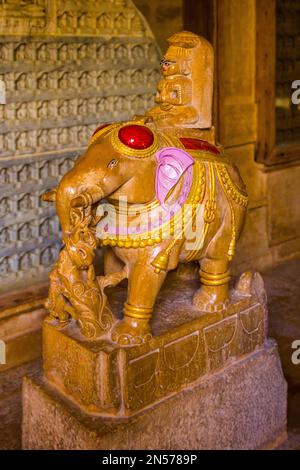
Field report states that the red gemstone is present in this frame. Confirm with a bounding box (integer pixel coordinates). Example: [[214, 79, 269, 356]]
[[92, 123, 110, 136], [180, 137, 220, 155], [118, 125, 154, 150]]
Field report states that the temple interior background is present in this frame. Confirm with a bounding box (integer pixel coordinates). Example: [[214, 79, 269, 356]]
[[0, 0, 299, 449]]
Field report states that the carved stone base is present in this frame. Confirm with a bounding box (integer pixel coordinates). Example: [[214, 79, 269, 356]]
[[41, 272, 269, 416], [22, 340, 287, 450], [22, 273, 287, 449]]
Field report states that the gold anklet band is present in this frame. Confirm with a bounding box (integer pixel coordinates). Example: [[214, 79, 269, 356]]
[[200, 269, 231, 286], [124, 303, 153, 319]]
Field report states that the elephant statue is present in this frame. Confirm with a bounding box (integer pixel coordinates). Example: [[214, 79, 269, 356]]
[[43, 119, 248, 345]]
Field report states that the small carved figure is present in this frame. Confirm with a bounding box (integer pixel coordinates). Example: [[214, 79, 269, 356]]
[[58, 100, 69, 117], [78, 72, 90, 88], [0, 227, 9, 246], [0, 198, 9, 218], [18, 223, 32, 241], [40, 246, 54, 266], [37, 129, 48, 148], [16, 73, 27, 91], [37, 101, 48, 118], [18, 193, 32, 211], [115, 44, 127, 60], [58, 12, 74, 33], [113, 96, 126, 113], [15, 43, 27, 61], [48, 129, 58, 146], [4, 133, 15, 153], [131, 69, 144, 85], [17, 164, 31, 182], [97, 44, 111, 61], [132, 44, 144, 61], [16, 103, 27, 120], [58, 44, 68, 62], [0, 257, 11, 276], [40, 218, 53, 237], [0, 44, 5, 61], [147, 31, 213, 128], [131, 13, 143, 32], [38, 73, 49, 90], [97, 71, 111, 87], [97, 13, 112, 31], [114, 13, 128, 32], [19, 251, 33, 270], [16, 131, 28, 150], [58, 128, 69, 145], [115, 70, 126, 86], [37, 43, 49, 61]]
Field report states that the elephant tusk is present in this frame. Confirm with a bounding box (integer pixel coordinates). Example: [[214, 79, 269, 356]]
[[41, 188, 57, 202], [70, 188, 104, 208], [70, 193, 93, 208]]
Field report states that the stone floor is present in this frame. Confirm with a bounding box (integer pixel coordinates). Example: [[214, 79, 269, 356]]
[[0, 258, 300, 450], [263, 259, 300, 450]]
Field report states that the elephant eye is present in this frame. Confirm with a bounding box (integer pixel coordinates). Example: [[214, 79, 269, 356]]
[[107, 158, 118, 169]]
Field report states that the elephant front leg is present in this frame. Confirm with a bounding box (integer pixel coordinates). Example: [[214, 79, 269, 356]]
[[193, 258, 231, 312], [111, 261, 167, 345]]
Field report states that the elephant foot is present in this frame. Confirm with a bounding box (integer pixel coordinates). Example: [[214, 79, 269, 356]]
[[111, 316, 152, 346], [193, 287, 230, 313]]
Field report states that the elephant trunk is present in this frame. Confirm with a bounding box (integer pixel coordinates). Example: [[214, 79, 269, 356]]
[[56, 170, 104, 235]]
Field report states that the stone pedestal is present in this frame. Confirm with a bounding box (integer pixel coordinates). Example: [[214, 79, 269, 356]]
[[22, 340, 287, 450], [22, 272, 288, 449]]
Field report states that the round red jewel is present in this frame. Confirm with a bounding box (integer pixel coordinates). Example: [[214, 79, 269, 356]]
[[118, 125, 154, 150]]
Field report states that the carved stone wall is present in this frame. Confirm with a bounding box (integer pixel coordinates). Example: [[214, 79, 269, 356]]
[[0, 0, 161, 293], [133, 0, 183, 52]]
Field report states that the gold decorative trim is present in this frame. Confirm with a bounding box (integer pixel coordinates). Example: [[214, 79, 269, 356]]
[[203, 163, 216, 224], [200, 269, 231, 287], [228, 203, 236, 260], [88, 124, 118, 147], [188, 150, 231, 165], [184, 162, 215, 262], [124, 303, 153, 319], [216, 163, 248, 260], [110, 124, 159, 158], [151, 160, 206, 272], [216, 164, 248, 208], [98, 160, 206, 249]]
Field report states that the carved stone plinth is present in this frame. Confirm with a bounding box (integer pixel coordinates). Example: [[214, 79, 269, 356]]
[[22, 340, 287, 450], [22, 273, 287, 449], [42, 291, 266, 415]]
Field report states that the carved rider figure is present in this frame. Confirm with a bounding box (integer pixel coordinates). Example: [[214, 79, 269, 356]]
[[147, 31, 214, 129]]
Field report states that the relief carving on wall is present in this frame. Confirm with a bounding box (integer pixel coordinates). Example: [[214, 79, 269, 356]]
[[0, 1, 151, 37], [0, 0, 161, 293]]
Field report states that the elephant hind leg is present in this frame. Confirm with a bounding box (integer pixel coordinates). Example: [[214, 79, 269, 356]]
[[192, 257, 231, 312], [193, 206, 232, 312]]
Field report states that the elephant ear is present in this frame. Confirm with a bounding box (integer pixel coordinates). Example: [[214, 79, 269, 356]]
[[155, 147, 194, 205]]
